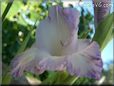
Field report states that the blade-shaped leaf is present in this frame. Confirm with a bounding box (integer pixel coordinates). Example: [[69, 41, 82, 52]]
[[16, 32, 31, 54], [2, 64, 12, 85], [93, 12, 114, 50], [2, 0, 14, 21], [42, 71, 69, 84], [25, 72, 42, 85]]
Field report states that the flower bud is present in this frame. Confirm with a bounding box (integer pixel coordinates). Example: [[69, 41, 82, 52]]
[[93, 0, 111, 27]]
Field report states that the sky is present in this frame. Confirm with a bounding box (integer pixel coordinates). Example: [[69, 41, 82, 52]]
[[102, 39, 113, 70], [62, 0, 113, 70]]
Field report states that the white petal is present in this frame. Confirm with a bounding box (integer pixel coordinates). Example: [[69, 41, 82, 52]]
[[11, 43, 66, 77], [38, 56, 66, 72], [62, 39, 90, 55], [11, 44, 51, 77], [36, 6, 80, 56], [66, 41, 103, 80]]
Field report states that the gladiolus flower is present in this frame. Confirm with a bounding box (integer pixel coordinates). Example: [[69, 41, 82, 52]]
[[11, 6, 103, 80]]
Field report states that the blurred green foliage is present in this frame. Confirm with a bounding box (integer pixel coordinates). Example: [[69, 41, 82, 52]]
[[2, 0, 52, 64], [78, 7, 93, 39], [103, 64, 114, 84]]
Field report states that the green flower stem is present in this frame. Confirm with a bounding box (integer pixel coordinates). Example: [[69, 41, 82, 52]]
[[16, 32, 31, 54], [2, 0, 14, 21], [68, 76, 79, 85]]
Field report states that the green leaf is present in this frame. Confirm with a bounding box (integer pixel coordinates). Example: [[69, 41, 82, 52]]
[[93, 12, 114, 50], [42, 71, 57, 84], [2, 72, 12, 85], [16, 32, 31, 54], [54, 71, 69, 84], [2, 30, 31, 85], [42, 71, 69, 84], [64, 76, 79, 85], [2, 64, 12, 85], [2, 0, 14, 21], [25, 72, 42, 85], [42, 71, 78, 85]]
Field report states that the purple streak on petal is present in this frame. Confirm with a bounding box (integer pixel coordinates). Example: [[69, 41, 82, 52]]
[[11, 55, 23, 77], [48, 6, 57, 21], [66, 59, 74, 75], [11, 67, 22, 77], [74, 68, 81, 77], [12, 69, 19, 77], [11, 46, 50, 77], [62, 8, 80, 33], [38, 56, 66, 72], [66, 40, 103, 80], [34, 65, 45, 74]]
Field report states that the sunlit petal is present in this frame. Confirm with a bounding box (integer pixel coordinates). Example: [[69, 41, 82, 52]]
[[11, 44, 50, 77], [66, 41, 103, 80], [38, 56, 66, 72], [36, 6, 80, 56], [11, 44, 66, 77]]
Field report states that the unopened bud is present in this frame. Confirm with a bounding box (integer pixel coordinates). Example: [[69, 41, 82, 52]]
[[93, 0, 111, 28]]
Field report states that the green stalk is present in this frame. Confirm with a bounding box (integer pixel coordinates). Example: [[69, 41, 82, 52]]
[[2, 0, 14, 21], [70, 77, 79, 85]]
